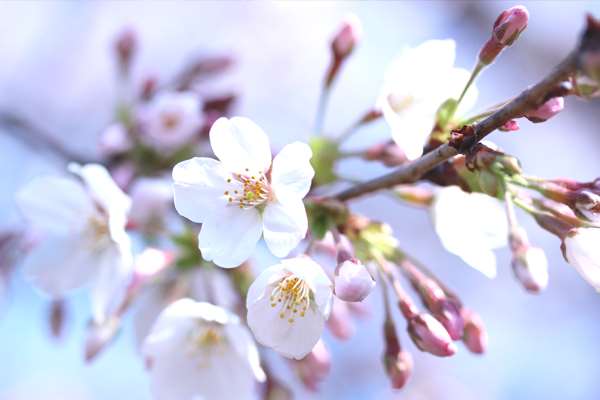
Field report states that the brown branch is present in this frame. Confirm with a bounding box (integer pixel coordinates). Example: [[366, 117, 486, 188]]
[[332, 16, 597, 202], [0, 111, 99, 164]]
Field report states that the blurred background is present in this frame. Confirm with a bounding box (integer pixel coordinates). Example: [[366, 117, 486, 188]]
[[1, 1, 599, 399]]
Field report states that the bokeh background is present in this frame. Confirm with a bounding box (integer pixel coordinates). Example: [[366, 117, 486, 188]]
[[1, 1, 600, 399]]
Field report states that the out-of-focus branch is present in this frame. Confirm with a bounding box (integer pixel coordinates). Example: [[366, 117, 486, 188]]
[[332, 17, 597, 202], [0, 111, 98, 164]]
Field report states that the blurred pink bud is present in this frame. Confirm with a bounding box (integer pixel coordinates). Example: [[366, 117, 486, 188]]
[[524, 97, 564, 123], [512, 246, 549, 293], [326, 298, 354, 340], [49, 299, 66, 340], [407, 314, 456, 357], [296, 340, 331, 391], [334, 259, 375, 302], [499, 119, 519, 132], [574, 190, 600, 222], [364, 140, 408, 167], [492, 6, 529, 46], [331, 14, 362, 61], [478, 38, 504, 66], [140, 76, 158, 101], [335, 234, 355, 264], [110, 162, 136, 190], [99, 123, 132, 157], [129, 178, 173, 233], [431, 298, 464, 341], [385, 351, 413, 389], [462, 310, 488, 354], [115, 28, 137, 74], [85, 317, 121, 362], [134, 248, 174, 281]]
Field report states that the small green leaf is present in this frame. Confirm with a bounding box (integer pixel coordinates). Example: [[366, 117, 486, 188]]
[[436, 98, 458, 130], [309, 137, 339, 186]]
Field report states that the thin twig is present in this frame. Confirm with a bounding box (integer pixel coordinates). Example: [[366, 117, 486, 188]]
[[331, 45, 581, 201]]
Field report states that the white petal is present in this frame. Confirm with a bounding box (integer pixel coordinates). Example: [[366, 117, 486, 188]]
[[432, 186, 507, 277], [564, 229, 600, 290], [16, 176, 93, 235], [22, 235, 97, 297], [247, 291, 325, 360], [384, 103, 437, 160], [209, 117, 272, 174], [270, 142, 314, 204], [199, 206, 263, 268], [262, 199, 308, 258], [172, 157, 231, 223], [90, 244, 134, 324], [224, 322, 267, 382], [69, 163, 131, 216]]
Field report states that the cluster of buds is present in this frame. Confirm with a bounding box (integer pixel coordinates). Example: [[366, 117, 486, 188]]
[[478, 5, 529, 66]]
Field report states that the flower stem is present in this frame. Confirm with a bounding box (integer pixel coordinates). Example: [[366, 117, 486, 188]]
[[314, 87, 331, 136]]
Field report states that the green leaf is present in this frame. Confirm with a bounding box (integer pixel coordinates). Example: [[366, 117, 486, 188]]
[[436, 98, 459, 130], [309, 137, 339, 186]]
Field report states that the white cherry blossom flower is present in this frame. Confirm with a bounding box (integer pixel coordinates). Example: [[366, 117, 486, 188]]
[[378, 39, 478, 160], [143, 298, 265, 400], [173, 116, 314, 268], [16, 163, 133, 323], [431, 186, 507, 278], [138, 91, 203, 151], [246, 256, 333, 359], [562, 228, 600, 291]]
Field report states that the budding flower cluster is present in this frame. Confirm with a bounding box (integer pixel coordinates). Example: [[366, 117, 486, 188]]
[[478, 6, 529, 66]]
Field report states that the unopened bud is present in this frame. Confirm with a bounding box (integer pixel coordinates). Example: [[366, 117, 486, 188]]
[[140, 76, 158, 101], [462, 310, 487, 354], [512, 246, 549, 293], [364, 141, 408, 167], [331, 14, 362, 61], [479, 5, 528, 65], [49, 299, 66, 340], [114, 28, 137, 75], [574, 189, 600, 222], [334, 259, 375, 302], [499, 119, 519, 132], [430, 297, 464, 341], [492, 5, 529, 46], [524, 97, 564, 123], [407, 314, 456, 357], [84, 317, 121, 362], [326, 299, 354, 340], [385, 350, 413, 389], [296, 340, 331, 391]]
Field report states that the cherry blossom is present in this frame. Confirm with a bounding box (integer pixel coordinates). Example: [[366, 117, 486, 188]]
[[246, 256, 332, 359], [16, 163, 133, 323], [143, 298, 265, 400], [173, 116, 314, 268]]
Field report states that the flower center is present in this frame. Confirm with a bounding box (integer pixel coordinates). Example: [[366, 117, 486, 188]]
[[87, 213, 111, 251], [186, 323, 226, 367], [270, 275, 312, 324], [160, 111, 181, 131], [224, 168, 270, 209]]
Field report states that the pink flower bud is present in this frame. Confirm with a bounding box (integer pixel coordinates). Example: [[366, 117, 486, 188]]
[[85, 317, 121, 362], [296, 340, 331, 391], [331, 14, 362, 61], [524, 97, 564, 123], [431, 298, 464, 341], [334, 259, 375, 302], [114, 28, 137, 74], [492, 6, 529, 46], [49, 299, 67, 340], [99, 123, 132, 157], [574, 190, 600, 222], [512, 246, 549, 293], [499, 119, 519, 132], [326, 298, 354, 340], [407, 314, 456, 357], [461, 310, 487, 354], [386, 352, 413, 389]]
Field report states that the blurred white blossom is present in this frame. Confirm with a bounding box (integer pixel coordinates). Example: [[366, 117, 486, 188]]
[[143, 298, 265, 400], [246, 256, 332, 359], [138, 91, 203, 151], [129, 177, 173, 233], [16, 163, 133, 323], [431, 186, 507, 278], [173, 116, 314, 268], [563, 228, 600, 291], [378, 39, 477, 160]]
